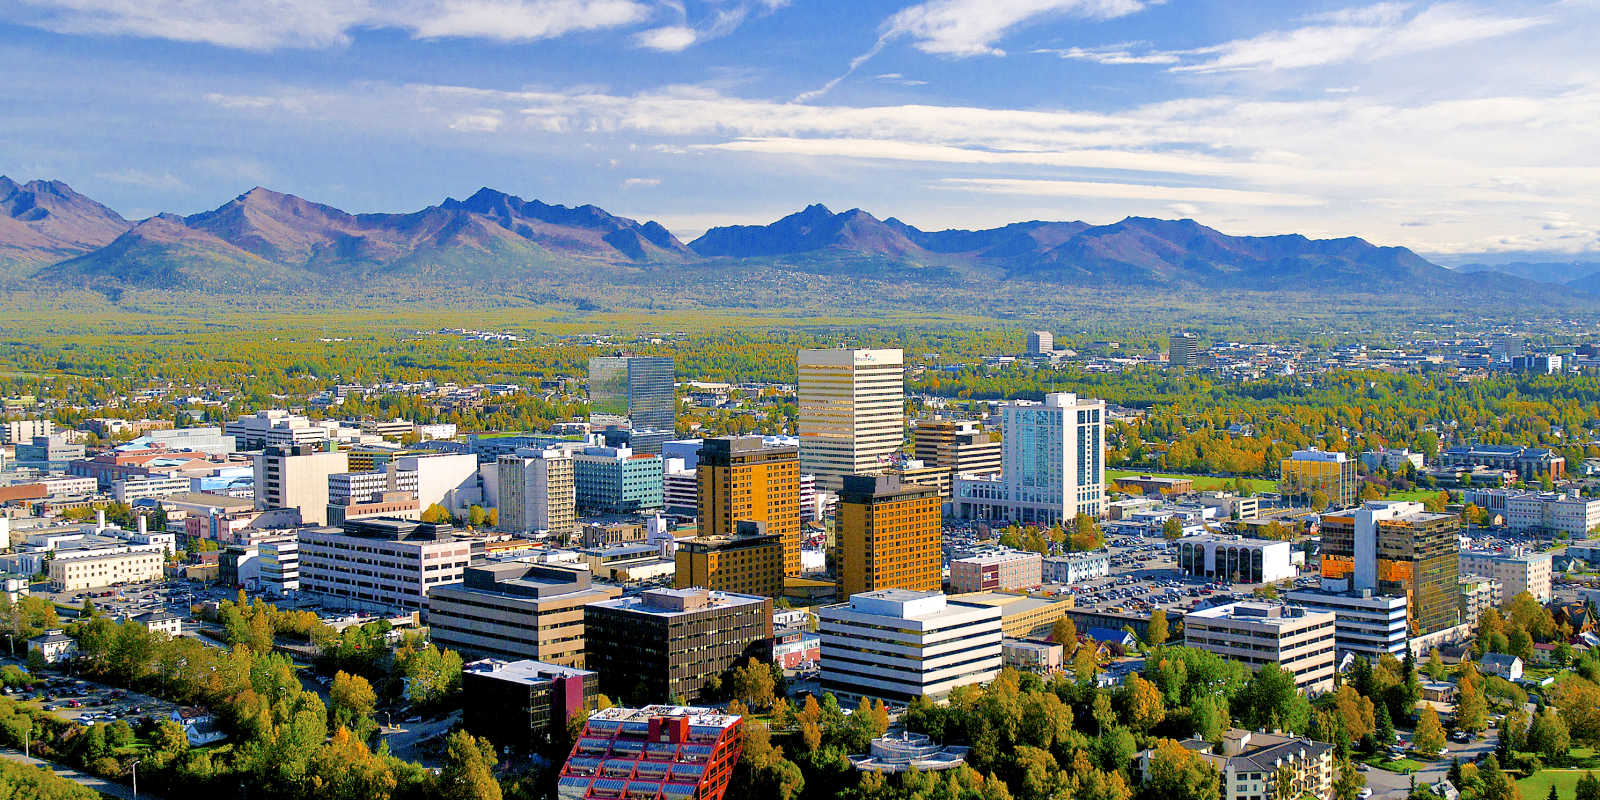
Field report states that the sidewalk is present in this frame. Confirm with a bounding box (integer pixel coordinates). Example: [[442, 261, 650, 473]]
[[0, 746, 161, 800]]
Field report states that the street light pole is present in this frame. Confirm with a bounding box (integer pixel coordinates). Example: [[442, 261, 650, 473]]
[[23, 723, 29, 759], [131, 759, 139, 800]]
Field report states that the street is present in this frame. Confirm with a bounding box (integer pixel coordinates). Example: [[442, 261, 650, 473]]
[[0, 746, 162, 800], [1364, 732, 1499, 799]]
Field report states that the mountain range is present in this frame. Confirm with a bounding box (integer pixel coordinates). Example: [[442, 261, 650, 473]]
[[0, 177, 1587, 305]]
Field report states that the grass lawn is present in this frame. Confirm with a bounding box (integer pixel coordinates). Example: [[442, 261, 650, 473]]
[[1362, 755, 1425, 773], [1386, 488, 1445, 501], [1106, 470, 1278, 494], [1519, 770, 1591, 800]]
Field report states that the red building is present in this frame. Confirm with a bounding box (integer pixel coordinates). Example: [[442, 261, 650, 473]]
[[558, 705, 743, 800]]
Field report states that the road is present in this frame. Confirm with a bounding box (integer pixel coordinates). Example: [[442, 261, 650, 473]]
[[1365, 733, 1498, 799], [381, 709, 461, 767], [0, 746, 163, 800]]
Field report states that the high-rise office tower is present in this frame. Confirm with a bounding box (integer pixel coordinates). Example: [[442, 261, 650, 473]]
[[911, 419, 1002, 477], [835, 475, 942, 598], [1169, 332, 1198, 368], [1026, 331, 1053, 356], [1318, 500, 1461, 635], [253, 445, 349, 526], [951, 393, 1105, 525], [698, 436, 802, 575], [797, 348, 904, 491], [588, 355, 675, 454], [498, 449, 577, 535], [1280, 449, 1358, 509]]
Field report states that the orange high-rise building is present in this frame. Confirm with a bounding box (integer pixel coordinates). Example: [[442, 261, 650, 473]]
[[697, 437, 802, 575]]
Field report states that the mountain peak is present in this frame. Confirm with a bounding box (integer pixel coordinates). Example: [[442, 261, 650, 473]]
[[0, 177, 131, 270]]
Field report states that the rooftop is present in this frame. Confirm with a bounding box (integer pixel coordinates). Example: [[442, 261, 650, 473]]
[[464, 658, 595, 686], [588, 587, 767, 617], [585, 704, 740, 730]]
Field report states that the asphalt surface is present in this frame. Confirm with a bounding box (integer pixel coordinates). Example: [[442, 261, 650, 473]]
[[1364, 732, 1499, 799]]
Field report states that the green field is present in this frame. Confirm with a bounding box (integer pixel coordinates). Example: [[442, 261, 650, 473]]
[[1107, 470, 1279, 494], [1515, 748, 1600, 800]]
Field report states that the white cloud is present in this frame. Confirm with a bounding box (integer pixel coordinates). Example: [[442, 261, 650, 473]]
[[634, 25, 698, 50], [882, 0, 1156, 57], [95, 168, 187, 191], [449, 112, 504, 132], [876, 73, 930, 86], [10, 0, 652, 50], [937, 177, 1324, 206], [1034, 44, 1179, 64], [1173, 2, 1547, 73], [622, 177, 662, 188]]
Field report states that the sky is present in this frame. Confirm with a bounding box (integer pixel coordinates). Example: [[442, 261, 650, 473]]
[[1, 0, 1597, 262]]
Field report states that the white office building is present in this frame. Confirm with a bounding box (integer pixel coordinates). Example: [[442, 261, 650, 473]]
[[951, 393, 1105, 525], [1041, 551, 1111, 584], [818, 589, 1002, 704], [1283, 588, 1409, 661], [1459, 548, 1554, 603], [112, 476, 194, 504], [1176, 535, 1296, 584], [798, 348, 904, 491], [1184, 602, 1336, 693], [663, 458, 697, 516], [497, 449, 577, 536], [299, 518, 475, 611]]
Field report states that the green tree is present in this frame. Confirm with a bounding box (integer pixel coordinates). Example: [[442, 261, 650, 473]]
[[439, 729, 500, 800], [330, 671, 378, 737], [1311, 490, 1330, 511], [1333, 760, 1366, 800], [1414, 706, 1446, 756], [1161, 516, 1183, 542], [467, 505, 487, 528], [1146, 610, 1169, 647], [1529, 707, 1573, 764], [1137, 738, 1219, 800], [1574, 772, 1600, 800], [1119, 673, 1165, 732]]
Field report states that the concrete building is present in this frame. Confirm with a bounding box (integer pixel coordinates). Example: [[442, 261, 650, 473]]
[[951, 392, 1106, 525], [112, 476, 193, 504], [1002, 639, 1063, 673], [1041, 552, 1111, 584], [14, 435, 85, 470], [225, 410, 329, 450], [836, 475, 942, 598], [797, 348, 904, 491], [1440, 445, 1565, 482], [1280, 449, 1358, 509], [572, 446, 664, 515], [498, 449, 578, 536], [49, 549, 164, 591], [1459, 548, 1553, 603], [818, 589, 1002, 704], [0, 419, 53, 445], [1506, 491, 1600, 537], [1112, 475, 1194, 496], [911, 419, 1002, 479], [462, 658, 597, 752], [1026, 331, 1054, 356], [663, 458, 698, 516], [298, 518, 477, 612], [1360, 448, 1425, 473], [674, 522, 785, 597], [1169, 332, 1198, 368], [428, 562, 620, 667], [1183, 602, 1337, 693], [1283, 588, 1409, 661], [1319, 500, 1461, 635], [253, 445, 349, 526], [584, 588, 773, 703], [697, 436, 802, 575], [126, 427, 237, 457], [1139, 729, 1333, 800], [587, 355, 675, 455], [1175, 535, 1296, 584], [948, 549, 1044, 593], [954, 592, 1074, 638]]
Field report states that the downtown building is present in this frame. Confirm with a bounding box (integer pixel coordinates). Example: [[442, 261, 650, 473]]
[[589, 355, 676, 455], [818, 589, 1002, 704], [1318, 500, 1461, 635], [952, 393, 1105, 525], [498, 448, 579, 537], [1279, 449, 1358, 509], [429, 561, 621, 667], [1183, 602, 1336, 693], [559, 705, 743, 800], [696, 436, 802, 575], [298, 518, 478, 612], [797, 348, 904, 491], [253, 444, 349, 526], [585, 588, 773, 703], [835, 475, 943, 598]]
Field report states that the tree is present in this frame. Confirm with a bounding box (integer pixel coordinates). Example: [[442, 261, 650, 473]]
[[1146, 610, 1169, 647], [439, 729, 500, 800], [1275, 766, 1296, 800], [1162, 516, 1183, 542], [1074, 645, 1098, 684], [329, 671, 377, 737], [1333, 760, 1366, 800], [1119, 673, 1165, 732], [1240, 663, 1300, 731], [1575, 772, 1600, 800], [1414, 707, 1446, 756], [1479, 755, 1521, 800], [1456, 662, 1489, 733], [1426, 649, 1447, 681], [1138, 739, 1220, 800], [1529, 707, 1572, 763], [1311, 490, 1330, 511], [1374, 702, 1395, 749], [420, 503, 452, 525], [728, 658, 776, 710], [1051, 617, 1078, 655], [467, 505, 486, 528]]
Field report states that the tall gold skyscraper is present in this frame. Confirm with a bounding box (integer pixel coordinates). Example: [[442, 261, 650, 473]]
[[1319, 500, 1460, 635], [797, 348, 904, 491], [836, 475, 942, 598], [697, 436, 803, 575]]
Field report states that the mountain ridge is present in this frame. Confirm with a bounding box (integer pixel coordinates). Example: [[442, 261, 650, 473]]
[[4, 179, 1592, 307]]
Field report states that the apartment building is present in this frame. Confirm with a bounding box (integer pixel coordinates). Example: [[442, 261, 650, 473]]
[[48, 549, 164, 591], [818, 589, 1002, 704], [1459, 548, 1553, 602], [1441, 445, 1565, 482], [1319, 501, 1461, 635], [1460, 576, 1503, 627], [1041, 552, 1111, 584], [298, 518, 478, 612], [697, 436, 801, 575], [948, 549, 1043, 593], [498, 449, 578, 536], [585, 588, 773, 703], [253, 445, 349, 526], [1279, 449, 1358, 509], [428, 562, 620, 667], [951, 393, 1106, 525], [0, 419, 53, 445], [674, 522, 785, 598], [835, 475, 942, 598], [1183, 602, 1336, 693], [1139, 729, 1333, 800], [797, 348, 904, 491]]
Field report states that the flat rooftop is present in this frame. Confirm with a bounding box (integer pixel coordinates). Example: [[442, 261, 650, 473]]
[[586, 704, 740, 730], [464, 658, 594, 686]]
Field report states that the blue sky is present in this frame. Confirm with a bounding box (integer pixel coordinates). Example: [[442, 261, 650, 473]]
[[1, 0, 1596, 261]]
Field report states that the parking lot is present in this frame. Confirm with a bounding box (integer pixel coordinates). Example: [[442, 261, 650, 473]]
[[2, 665, 181, 729]]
